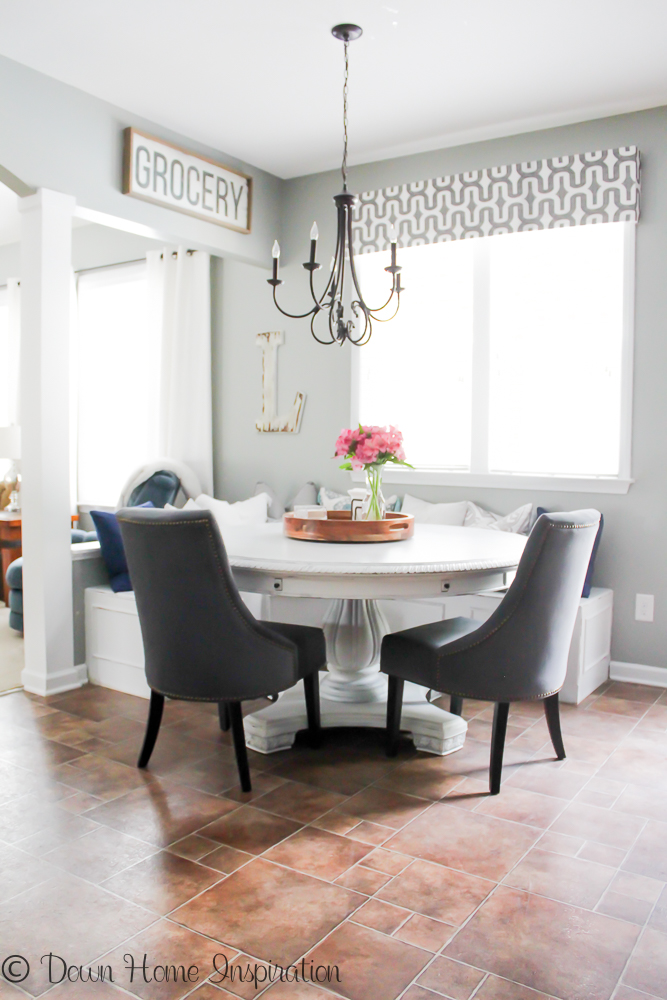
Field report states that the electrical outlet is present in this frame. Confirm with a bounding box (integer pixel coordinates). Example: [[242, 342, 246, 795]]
[[635, 594, 654, 622]]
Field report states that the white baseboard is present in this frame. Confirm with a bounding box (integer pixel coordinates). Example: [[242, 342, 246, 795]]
[[88, 656, 150, 699], [610, 660, 667, 688], [21, 662, 88, 697]]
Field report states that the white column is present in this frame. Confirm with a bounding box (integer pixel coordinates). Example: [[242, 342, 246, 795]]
[[19, 189, 81, 696]]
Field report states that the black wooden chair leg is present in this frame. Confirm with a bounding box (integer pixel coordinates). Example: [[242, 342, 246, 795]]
[[137, 691, 164, 768], [489, 702, 510, 794], [303, 672, 321, 748], [218, 702, 230, 731], [544, 693, 566, 760], [229, 701, 251, 792], [450, 695, 464, 716], [386, 676, 405, 757]]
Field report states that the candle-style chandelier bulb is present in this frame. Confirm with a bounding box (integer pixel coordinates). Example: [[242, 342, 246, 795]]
[[267, 23, 403, 346], [272, 240, 281, 258]]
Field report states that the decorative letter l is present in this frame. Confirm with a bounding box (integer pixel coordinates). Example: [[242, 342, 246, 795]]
[[255, 331, 306, 433]]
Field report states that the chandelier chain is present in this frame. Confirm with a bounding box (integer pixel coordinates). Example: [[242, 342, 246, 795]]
[[342, 40, 349, 190]]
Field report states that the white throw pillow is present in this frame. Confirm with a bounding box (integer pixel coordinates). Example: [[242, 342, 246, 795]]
[[464, 501, 533, 534], [401, 494, 468, 525], [194, 492, 270, 527]]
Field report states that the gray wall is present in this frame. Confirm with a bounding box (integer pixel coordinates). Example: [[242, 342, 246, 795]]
[[0, 54, 283, 265], [215, 105, 667, 671]]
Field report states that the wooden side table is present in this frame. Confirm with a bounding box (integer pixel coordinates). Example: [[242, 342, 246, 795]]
[[0, 511, 22, 606]]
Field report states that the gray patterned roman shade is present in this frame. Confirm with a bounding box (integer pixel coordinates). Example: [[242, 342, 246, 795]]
[[352, 146, 640, 254]]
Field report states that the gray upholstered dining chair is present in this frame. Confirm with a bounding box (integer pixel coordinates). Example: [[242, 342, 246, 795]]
[[117, 506, 324, 792], [382, 509, 601, 794]]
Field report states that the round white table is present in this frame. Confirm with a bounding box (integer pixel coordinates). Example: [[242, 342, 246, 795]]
[[225, 522, 527, 756]]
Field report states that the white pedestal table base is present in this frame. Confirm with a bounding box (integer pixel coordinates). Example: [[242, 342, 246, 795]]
[[244, 676, 468, 755]]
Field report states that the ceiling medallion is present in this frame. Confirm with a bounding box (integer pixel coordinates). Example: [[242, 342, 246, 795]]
[[268, 24, 403, 346]]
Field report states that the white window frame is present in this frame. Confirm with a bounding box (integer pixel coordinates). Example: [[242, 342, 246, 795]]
[[350, 222, 635, 495]]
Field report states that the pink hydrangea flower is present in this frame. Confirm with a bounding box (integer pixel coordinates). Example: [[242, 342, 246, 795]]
[[335, 424, 410, 472]]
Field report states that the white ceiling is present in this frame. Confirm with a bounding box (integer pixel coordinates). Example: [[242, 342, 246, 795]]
[[1, 0, 667, 179]]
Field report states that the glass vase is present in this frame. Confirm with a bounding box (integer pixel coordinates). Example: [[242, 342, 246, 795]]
[[362, 465, 386, 521]]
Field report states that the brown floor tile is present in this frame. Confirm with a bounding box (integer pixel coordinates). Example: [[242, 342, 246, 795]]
[[56, 790, 104, 814], [0, 874, 155, 996], [597, 741, 667, 788], [612, 870, 664, 903], [623, 927, 667, 999], [50, 685, 146, 722], [544, 708, 639, 743], [43, 824, 156, 883], [549, 800, 645, 849], [615, 988, 663, 1000], [378, 858, 494, 925], [577, 842, 626, 869], [345, 821, 394, 846], [86, 778, 238, 847], [262, 983, 337, 1000], [252, 781, 347, 823], [0, 738, 86, 772], [0, 843, 58, 903], [41, 983, 127, 999], [588, 696, 649, 719], [305, 920, 431, 1000], [102, 917, 237, 1000], [622, 820, 667, 881], [0, 794, 99, 851], [393, 913, 453, 952], [613, 784, 667, 824], [545, 734, 617, 766], [361, 848, 413, 875], [445, 885, 639, 1000], [264, 826, 371, 880], [271, 747, 398, 796], [386, 803, 539, 881], [352, 898, 410, 934], [313, 811, 361, 836], [503, 849, 614, 908], [474, 977, 553, 1000], [596, 891, 652, 925], [222, 772, 288, 804], [474, 785, 567, 829], [373, 747, 486, 800], [102, 851, 224, 913], [160, 755, 247, 795], [173, 857, 364, 966], [200, 844, 255, 874], [635, 703, 667, 733], [649, 884, 667, 933], [536, 831, 585, 857], [200, 805, 300, 855], [91, 715, 148, 744], [52, 752, 156, 801], [605, 683, 662, 705], [336, 787, 431, 830], [504, 761, 590, 800], [335, 865, 392, 895], [168, 834, 222, 861], [401, 988, 442, 1000], [97, 728, 219, 775], [417, 955, 485, 999]]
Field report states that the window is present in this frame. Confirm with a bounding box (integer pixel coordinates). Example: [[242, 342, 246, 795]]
[[354, 221, 634, 492], [76, 262, 156, 506]]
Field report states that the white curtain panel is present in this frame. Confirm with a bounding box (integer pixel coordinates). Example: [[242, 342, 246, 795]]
[[6, 277, 20, 425], [146, 248, 213, 496]]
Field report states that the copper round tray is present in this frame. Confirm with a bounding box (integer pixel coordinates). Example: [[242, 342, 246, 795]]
[[283, 510, 414, 543]]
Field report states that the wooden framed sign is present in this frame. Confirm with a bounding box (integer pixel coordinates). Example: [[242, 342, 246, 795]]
[[122, 127, 252, 234]]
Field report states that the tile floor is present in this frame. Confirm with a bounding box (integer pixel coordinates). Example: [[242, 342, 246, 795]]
[[0, 680, 666, 1000]]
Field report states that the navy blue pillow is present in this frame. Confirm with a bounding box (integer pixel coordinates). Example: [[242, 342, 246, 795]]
[[536, 507, 603, 598], [90, 503, 153, 593]]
